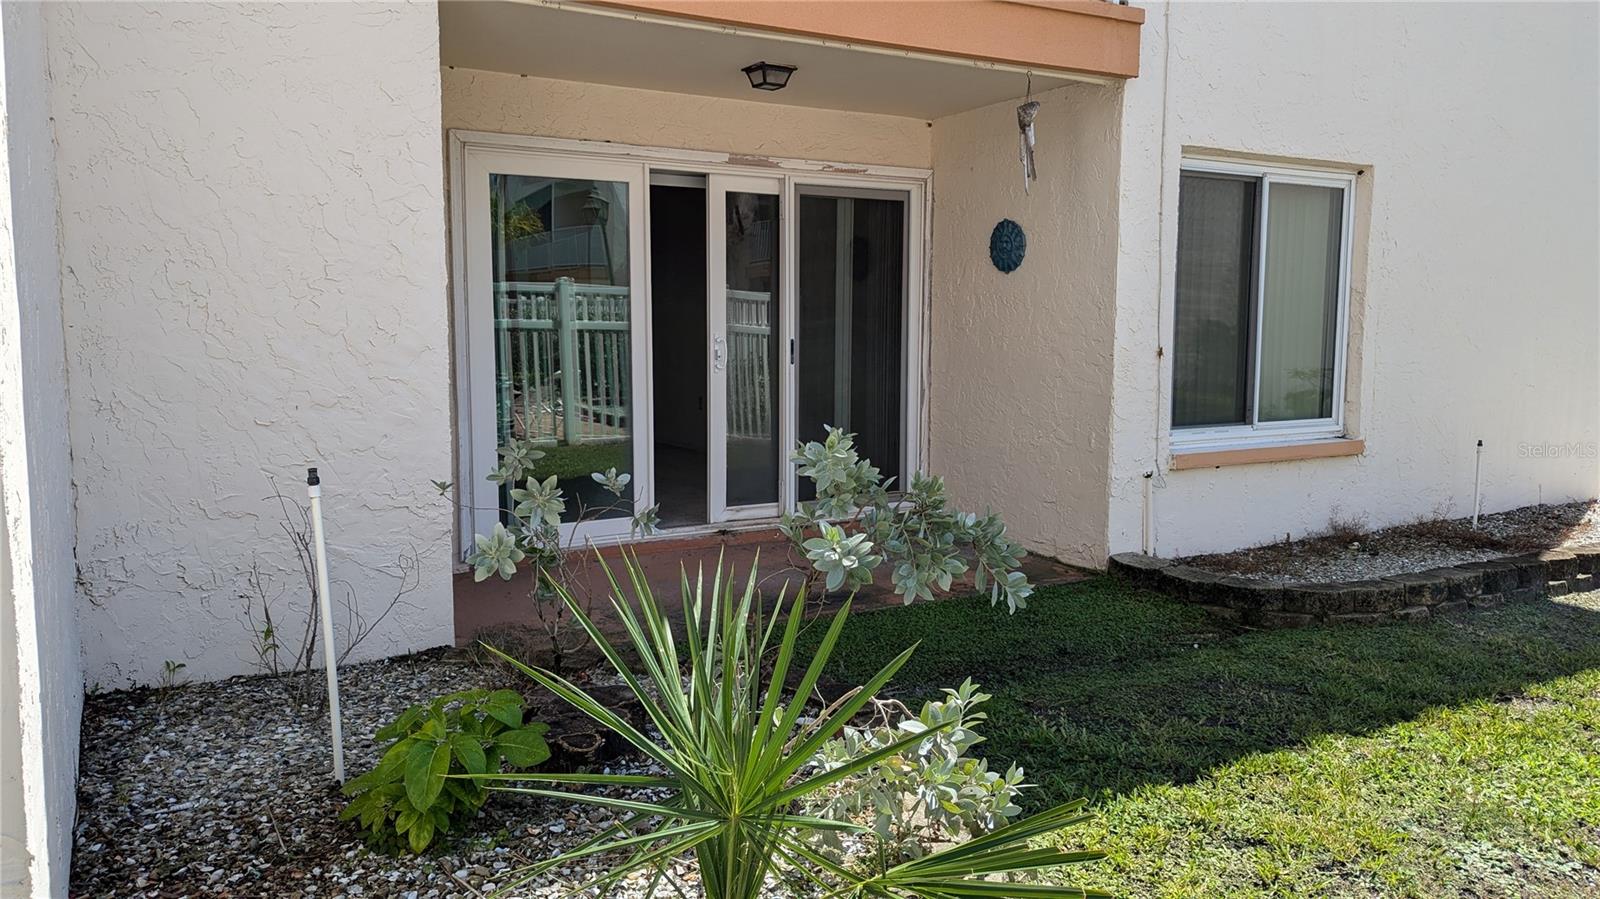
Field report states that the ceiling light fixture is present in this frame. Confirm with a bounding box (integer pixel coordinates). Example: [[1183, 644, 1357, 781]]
[[741, 61, 796, 91]]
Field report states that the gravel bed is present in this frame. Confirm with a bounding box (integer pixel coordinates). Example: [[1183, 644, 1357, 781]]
[[1181, 501, 1599, 583], [71, 649, 759, 898]]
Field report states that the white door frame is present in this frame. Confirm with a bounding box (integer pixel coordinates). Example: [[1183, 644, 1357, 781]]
[[450, 130, 930, 551]]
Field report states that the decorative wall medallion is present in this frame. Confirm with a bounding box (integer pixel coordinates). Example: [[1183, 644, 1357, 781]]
[[989, 219, 1026, 273]]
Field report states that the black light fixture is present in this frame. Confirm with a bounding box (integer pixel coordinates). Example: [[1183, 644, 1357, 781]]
[[580, 187, 609, 227], [741, 61, 796, 91]]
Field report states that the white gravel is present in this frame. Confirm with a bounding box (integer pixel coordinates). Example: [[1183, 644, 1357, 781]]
[[1181, 501, 1599, 584], [1205, 544, 1512, 584]]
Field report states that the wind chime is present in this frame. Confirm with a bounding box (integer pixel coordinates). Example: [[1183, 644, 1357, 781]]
[[1017, 74, 1040, 193]]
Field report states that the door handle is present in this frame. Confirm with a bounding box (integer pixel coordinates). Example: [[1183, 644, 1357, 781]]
[[713, 335, 727, 373]]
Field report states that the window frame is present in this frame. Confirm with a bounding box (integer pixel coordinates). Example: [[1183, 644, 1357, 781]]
[[1171, 156, 1356, 451]]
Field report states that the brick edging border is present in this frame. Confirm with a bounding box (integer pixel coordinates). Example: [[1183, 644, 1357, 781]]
[[1107, 546, 1600, 628]]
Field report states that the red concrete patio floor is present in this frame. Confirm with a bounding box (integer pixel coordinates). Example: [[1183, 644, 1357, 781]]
[[453, 527, 1091, 645]]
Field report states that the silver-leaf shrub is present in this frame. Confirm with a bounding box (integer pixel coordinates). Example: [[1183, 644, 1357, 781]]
[[780, 428, 1034, 611], [456, 438, 660, 673], [464, 439, 658, 584], [799, 679, 1027, 863]]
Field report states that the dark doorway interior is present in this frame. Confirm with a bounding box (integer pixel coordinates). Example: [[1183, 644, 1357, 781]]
[[796, 194, 905, 500], [649, 184, 708, 527]]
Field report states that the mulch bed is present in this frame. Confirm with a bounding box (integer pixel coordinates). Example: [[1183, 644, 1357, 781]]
[[1180, 500, 1599, 583], [70, 650, 710, 898]]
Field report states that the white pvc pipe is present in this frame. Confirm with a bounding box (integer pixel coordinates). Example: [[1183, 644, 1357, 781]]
[[307, 467, 345, 783], [1141, 471, 1154, 555], [1471, 440, 1484, 529]]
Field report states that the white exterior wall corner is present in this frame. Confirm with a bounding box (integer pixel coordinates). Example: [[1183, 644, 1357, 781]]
[[48, 2, 455, 687], [1108, 2, 1600, 559], [928, 82, 1123, 568], [1, 2, 80, 895]]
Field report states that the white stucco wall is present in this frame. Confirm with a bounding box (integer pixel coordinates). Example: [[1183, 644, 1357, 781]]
[[1109, 1, 1600, 557], [928, 83, 1123, 567], [0, 2, 79, 893], [49, 2, 455, 687], [441, 68, 932, 169]]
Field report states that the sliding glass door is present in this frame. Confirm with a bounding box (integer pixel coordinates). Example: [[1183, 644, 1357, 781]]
[[707, 174, 784, 522], [463, 150, 648, 541], [456, 135, 926, 542], [706, 177, 914, 521], [678, 176, 916, 526]]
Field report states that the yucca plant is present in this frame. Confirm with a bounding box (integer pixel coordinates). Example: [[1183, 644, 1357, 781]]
[[474, 555, 1107, 898]]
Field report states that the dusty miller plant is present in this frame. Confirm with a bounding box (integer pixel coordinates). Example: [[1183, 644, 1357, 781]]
[[780, 428, 1034, 611], [443, 438, 659, 672], [799, 679, 1026, 865]]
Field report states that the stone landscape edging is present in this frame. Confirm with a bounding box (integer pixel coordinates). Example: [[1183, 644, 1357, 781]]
[[1108, 546, 1600, 628]]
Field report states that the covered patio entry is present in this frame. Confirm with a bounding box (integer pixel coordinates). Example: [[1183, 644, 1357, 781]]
[[440, 0, 1142, 634]]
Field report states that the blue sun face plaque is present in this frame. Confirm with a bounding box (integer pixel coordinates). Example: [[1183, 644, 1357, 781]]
[[989, 219, 1026, 273]]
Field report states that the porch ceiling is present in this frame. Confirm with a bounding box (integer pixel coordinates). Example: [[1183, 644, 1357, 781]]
[[439, 1, 1096, 120]]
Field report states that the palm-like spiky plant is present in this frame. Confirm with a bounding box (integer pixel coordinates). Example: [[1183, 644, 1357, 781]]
[[475, 555, 1107, 898]]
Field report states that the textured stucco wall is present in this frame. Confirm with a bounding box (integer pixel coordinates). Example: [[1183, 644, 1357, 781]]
[[49, 2, 455, 686], [0, 2, 79, 893], [442, 68, 932, 169], [928, 83, 1123, 567], [1108, 2, 1600, 557]]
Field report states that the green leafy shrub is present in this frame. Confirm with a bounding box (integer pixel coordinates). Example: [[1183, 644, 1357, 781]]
[[340, 689, 550, 853], [472, 558, 1104, 898], [781, 428, 1034, 611], [799, 678, 1027, 862]]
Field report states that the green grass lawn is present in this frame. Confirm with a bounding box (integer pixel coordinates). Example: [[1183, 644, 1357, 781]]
[[802, 577, 1600, 897]]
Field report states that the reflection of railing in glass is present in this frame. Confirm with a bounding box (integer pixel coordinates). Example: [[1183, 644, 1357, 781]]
[[744, 220, 774, 265], [494, 278, 630, 448], [727, 289, 773, 440], [723, 189, 780, 509], [502, 225, 617, 283]]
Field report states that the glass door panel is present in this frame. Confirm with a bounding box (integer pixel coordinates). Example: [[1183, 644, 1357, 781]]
[[464, 152, 647, 541], [490, 174, 633, 521], [795, 190, 908, 499], [708, 175, 783, 520]]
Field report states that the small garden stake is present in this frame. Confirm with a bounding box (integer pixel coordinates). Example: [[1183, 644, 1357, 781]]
[[1472, 440, 1484, 528], [307, 466, 345, 783]]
